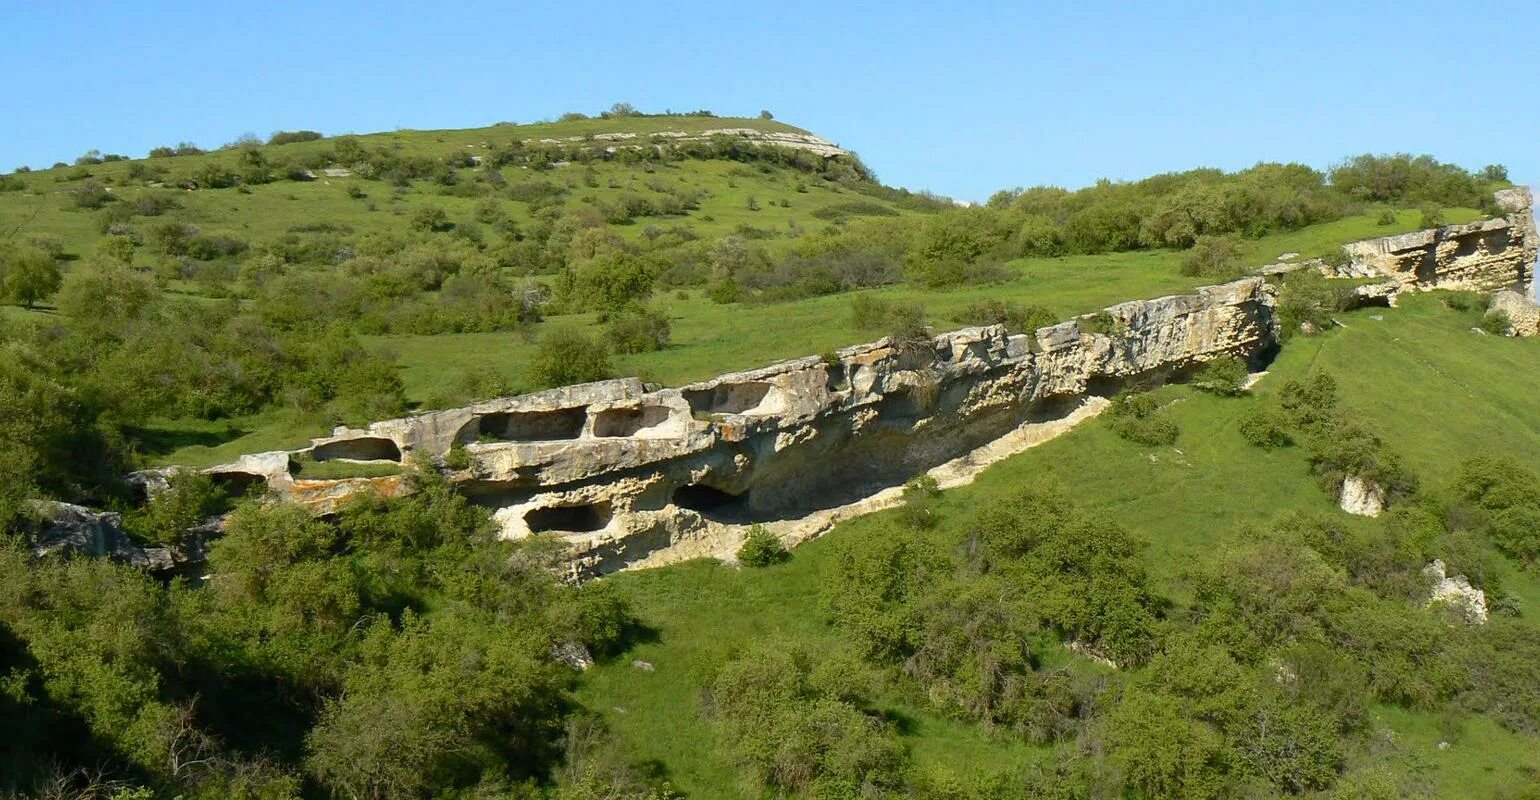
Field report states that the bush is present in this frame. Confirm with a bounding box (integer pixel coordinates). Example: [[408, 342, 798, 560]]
[[1419, 204, 1445, 229], [1479, 310, 1511, 335], [530, 329, 613, 388], [737, 525, 789, 567], [1238, 407, 1292, 448], [410, 206, 451, 232], [267, 130, 323, 146], [898, 474, 941, 529], [1108, 391, 1179, 446], [1181, 234, 1245, 279], [1191, 357, 1248, 396], [1275, 271, 1353, 339], [605, 307, 671, 354], [1375, 208, 1399, 226], [960, 298, 1057, 334]]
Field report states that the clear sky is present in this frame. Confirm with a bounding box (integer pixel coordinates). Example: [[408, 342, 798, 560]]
[[2, 1, 1536, 201]]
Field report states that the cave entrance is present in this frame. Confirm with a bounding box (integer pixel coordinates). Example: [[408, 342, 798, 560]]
[[672, 483, 750, 521], [593, 405, 671, 437], [525, 501, 613, 533], [472, 408, 587, 442], [311, 437, 402, 462], [684, 382, 773, 416]]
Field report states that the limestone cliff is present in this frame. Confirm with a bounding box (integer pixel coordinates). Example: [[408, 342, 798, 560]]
[[1339, 187, 1536, 292], [203, 278, 1276, 576]]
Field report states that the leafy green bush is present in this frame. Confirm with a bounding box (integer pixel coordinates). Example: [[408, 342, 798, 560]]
[[1181, 234, 1245, 279], [1479, 310, 1511, 335], [530, 328, 613, 388], [959, 298, 1057, 333], [898, 474, 941, 529], [123, 471, 228, 544], [1238, 407, 1292, 448], [1275, 272, 1353, 339], [604, 306, 671, 354], [1192, 357, 1248, 396], [1108, 391, 1179, 446], [736, 525, 789, 567]]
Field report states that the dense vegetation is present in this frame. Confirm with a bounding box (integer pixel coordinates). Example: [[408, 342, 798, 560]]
[[0, 108, 1533, 798]]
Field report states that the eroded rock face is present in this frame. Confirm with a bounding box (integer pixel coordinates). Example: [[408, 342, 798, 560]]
[[1489, 289, 1540, 337], [204, 278, 1277, 576], [1339, 188, 1536, 293], [1338, 475, 1387, 517], [1423, 559, 1488, 624], [28, 501, 196, 572]]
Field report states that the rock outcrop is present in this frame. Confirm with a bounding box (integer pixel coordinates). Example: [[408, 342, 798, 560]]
[[1423, 559, 1488, 624], [528, 127, 849, 158], [1339, 188, 1536, 293], [1488, 288, 1540, 337], [1338, 475, 1387, 517], [26, 501, 208, 572], [200, 278, 1277, 576]]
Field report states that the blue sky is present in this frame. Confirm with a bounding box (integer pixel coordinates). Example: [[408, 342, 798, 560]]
[[2, 1, 1536, 201]]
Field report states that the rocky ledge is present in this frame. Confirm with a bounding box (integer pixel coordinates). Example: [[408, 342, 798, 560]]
[[195, 278, 1277, 576]]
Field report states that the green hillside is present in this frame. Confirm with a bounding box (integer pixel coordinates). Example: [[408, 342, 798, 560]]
[[577, 293, 1540, 799], [1, 109, 1534, 800]]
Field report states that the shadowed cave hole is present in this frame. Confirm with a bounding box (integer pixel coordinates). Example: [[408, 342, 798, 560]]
[[593, 405, 671, 437], [525, 501, 612, 533], [208, 471, 266, 497], [672, 483, 749, 520], [473, 408, 587, 442], [684, 382, 773, 416], [311, 437, 402, 462]]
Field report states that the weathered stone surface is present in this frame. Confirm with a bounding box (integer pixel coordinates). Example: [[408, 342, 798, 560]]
[[1423, 559, 1488, 624], [202, 277, 1277, 576], [1338, 475, 1386, 517], [1489, 289, 1540, 337], [28, 501, 203, 572], [1339, 188, 1536, 293]]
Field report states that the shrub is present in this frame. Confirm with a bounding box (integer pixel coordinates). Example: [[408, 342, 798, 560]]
[[1108, 391, 1179, 446], [1181, 234, 1245, 279], [1375, 208, 1398, 226], [1442, 292, 1476, 312], [605, 307, 671, 354], [1238, 407, 1292, 448], [1419, 204, 1445, 229], [69, 179, 113, 209], [530, 329, 613, 388], [123, 471, 228, 544], [267, 130, 323, 146], [1191, 357, 1248, 396], [410, 206, 452, 232], [1275, 271, 1352, 339], [1079, 311, 1121, 336], [1479, 310, 1511, 335], [737, 525, 789, 567], [960, 298, 1057, 333], [899, 474, 942, 529]]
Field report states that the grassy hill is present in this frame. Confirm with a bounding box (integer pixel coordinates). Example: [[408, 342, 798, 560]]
[[574, 293, 1540, 798]]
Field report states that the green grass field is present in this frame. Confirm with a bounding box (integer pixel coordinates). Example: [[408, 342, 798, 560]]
[[571, 293, 1540, 798]]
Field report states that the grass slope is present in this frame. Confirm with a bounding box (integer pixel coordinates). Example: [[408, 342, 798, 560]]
[[574, 293, 1540, 798], [152, 208, 1481, 467]]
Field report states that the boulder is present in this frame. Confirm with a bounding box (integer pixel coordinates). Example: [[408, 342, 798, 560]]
[[1339, 475, 1386, 517], [1423, 559, 1488, 624]]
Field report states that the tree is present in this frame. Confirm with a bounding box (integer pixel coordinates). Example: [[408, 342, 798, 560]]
[[758, 110, 774, 120], [410, 206, 451, 233], [1181, 234, 1244, 278], [530, 329, 613, 388], [1, 246, 61, 308], [54, 256, 160, 339]]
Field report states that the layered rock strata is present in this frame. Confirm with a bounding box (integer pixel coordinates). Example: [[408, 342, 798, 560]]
[[203, 278, 1277, 576], [1339, 188, 1536, 292]]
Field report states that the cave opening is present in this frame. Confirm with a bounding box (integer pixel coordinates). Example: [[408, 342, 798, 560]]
[[672, 483, 749, 519], [310, 437, 402, 462], [525, 502, 613, 533]]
